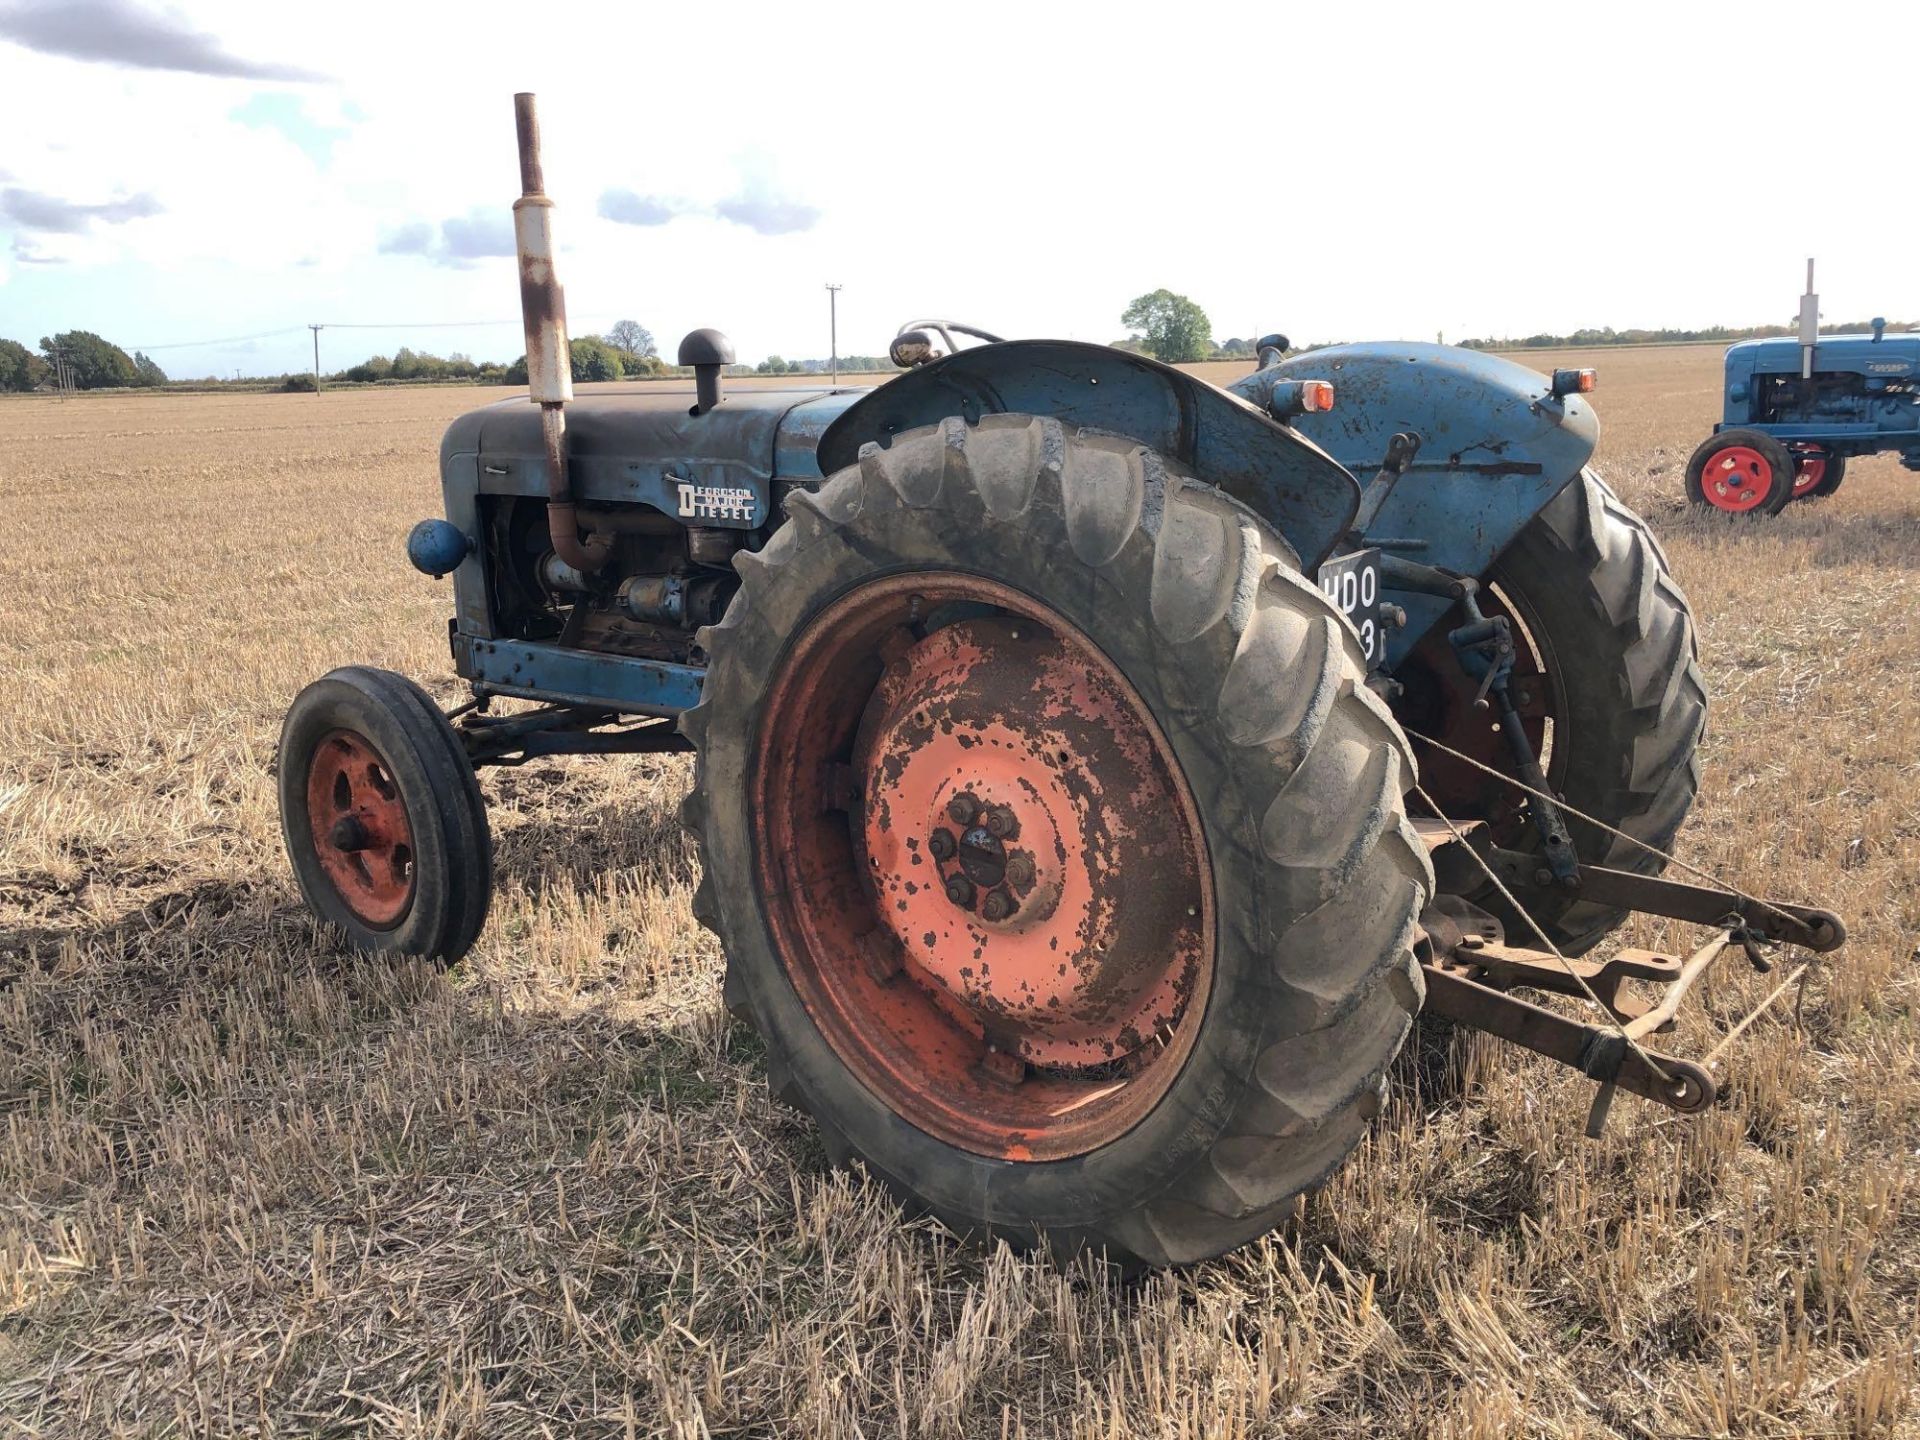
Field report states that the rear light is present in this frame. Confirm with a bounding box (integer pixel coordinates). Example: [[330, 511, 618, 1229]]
[[1551, 368, 1597, 397], [1265, 379, 1336, 419]]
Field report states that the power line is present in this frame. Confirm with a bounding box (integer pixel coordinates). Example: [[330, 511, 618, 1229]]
[[318, 319, 529, 330], [127, 318, 547, 352], [129, 325, 310, 351]]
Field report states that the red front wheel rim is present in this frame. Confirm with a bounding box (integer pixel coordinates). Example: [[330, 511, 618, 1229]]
[[751, 573, 1214, 1162], [306, 730, 416, 928], [1700, 445, 1777, 512]]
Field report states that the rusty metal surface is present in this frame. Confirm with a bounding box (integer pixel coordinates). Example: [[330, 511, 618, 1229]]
[[855, 615, 1204, 1069], [1486, 850, 1847, 952], [511, 93, 570, 409], [507, 92, 610, 574], [747, 571, 1215, 1162], [1620, 935, 1732, 1042], [1397, 587, 1552, 847], [305, 730, 415, 929], [1421, 964, 1715, 1115], [1427, 932, 1679, 1027]]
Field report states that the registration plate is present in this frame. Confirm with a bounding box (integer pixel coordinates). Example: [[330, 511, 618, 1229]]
[[1316, 547, 1385, 667]]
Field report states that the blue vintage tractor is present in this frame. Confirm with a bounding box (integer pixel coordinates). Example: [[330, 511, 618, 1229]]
[[1687, 264, 1920, 514], [276, 96, 1841, 1267]]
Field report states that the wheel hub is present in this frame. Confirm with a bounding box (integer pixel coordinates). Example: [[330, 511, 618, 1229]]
[[857, 617, 1200, 1064], [305, 729, 415, 928], [750, 572, 1214, 1160], [1702, 445, 1775, 512]]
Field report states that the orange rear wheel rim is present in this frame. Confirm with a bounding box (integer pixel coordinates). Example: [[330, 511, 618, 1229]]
[[751, 573, 1213, 1161]]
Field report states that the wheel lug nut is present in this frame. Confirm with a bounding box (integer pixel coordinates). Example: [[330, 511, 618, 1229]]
[[947, 792, 980, 826], [984, 805, 1018, 839], [980, 889, 1014, 922], [1004, 853, 1034, 888], [928, 828, 957, 861], [945, 875, 976, 908]]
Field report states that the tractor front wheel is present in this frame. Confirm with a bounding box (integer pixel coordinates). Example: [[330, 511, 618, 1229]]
[[681, 416, 1431, 1267], [278, 666, 493, 962], [1686, 429, 1796, 515]]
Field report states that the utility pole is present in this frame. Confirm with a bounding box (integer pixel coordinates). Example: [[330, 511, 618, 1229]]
[[309, 324, 325, 393], [825, 283, 842, 386]]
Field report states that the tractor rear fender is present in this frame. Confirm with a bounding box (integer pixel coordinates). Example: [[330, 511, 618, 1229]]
[[1235, 343, 1601, 666], [816, 339, 1361, 569]]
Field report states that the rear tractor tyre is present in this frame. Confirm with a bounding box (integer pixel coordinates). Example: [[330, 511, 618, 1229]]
[[1444, 470, 1707, 955], [278, 666, 493, 963], [680, 415, 1433, 1268], [1686, 428, 1796, 515]]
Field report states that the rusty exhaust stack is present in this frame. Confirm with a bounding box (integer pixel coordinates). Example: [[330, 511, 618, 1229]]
[[513, 92, 610, 575]]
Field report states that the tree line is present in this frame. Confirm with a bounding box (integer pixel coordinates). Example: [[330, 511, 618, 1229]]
[[1457, 320, 1918, 350], [0, 332, 168, 391], [26, 302, 1897, 398]]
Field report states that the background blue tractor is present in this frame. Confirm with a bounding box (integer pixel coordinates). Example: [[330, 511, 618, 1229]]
[[275, 96, 1840, 1269], [1687, 262, 1920, 514]]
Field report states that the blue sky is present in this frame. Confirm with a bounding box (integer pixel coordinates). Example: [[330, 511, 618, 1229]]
[[1, 0, 1916, 379]]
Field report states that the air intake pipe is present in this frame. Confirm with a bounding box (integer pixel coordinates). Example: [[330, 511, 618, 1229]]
[[513, 92, 610, 575]]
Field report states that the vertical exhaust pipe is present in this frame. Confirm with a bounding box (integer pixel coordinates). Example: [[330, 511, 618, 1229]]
[[513, 92, 610, 574]]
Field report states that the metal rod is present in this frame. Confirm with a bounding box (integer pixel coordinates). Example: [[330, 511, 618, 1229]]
[[1421, 966, 1714, 1114], [309, 324, 323, 393], [511, 92, 608, 575], [826, 282, 842, 386], [1621, 933, 1731, 1041]]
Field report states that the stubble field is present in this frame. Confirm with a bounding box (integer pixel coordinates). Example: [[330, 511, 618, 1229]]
[[1, 348, 1916, 1438]]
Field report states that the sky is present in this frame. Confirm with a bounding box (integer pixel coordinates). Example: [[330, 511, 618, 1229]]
[[1, 0, 1916, 379]]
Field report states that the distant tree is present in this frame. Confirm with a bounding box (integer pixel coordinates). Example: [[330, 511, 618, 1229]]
[[1120, 290, 1214, 364], [282, 372, 319, 392], [390, 346, 429, 381], [132, 351, 168, 386], [504, 355, 529, 386], [39, 330, 138, 389], [606, 320, 657, 360], [345, 354, 395, 383], [570, 335, 626, 382], [756, 355, 786, 375], [1216, 337, 1255, 358], [0, 338, 47, 391]]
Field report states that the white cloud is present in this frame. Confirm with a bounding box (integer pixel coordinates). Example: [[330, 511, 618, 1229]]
[[0, 0, 1914, 375], [0, 0, 325, 80]]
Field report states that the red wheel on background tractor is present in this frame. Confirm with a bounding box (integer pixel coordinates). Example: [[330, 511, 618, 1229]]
[[1790, 444, 1848, 500], [1685, 428, 1797, 515], [681, 415, 1431, 1267], [279, 666, 493, 962]]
